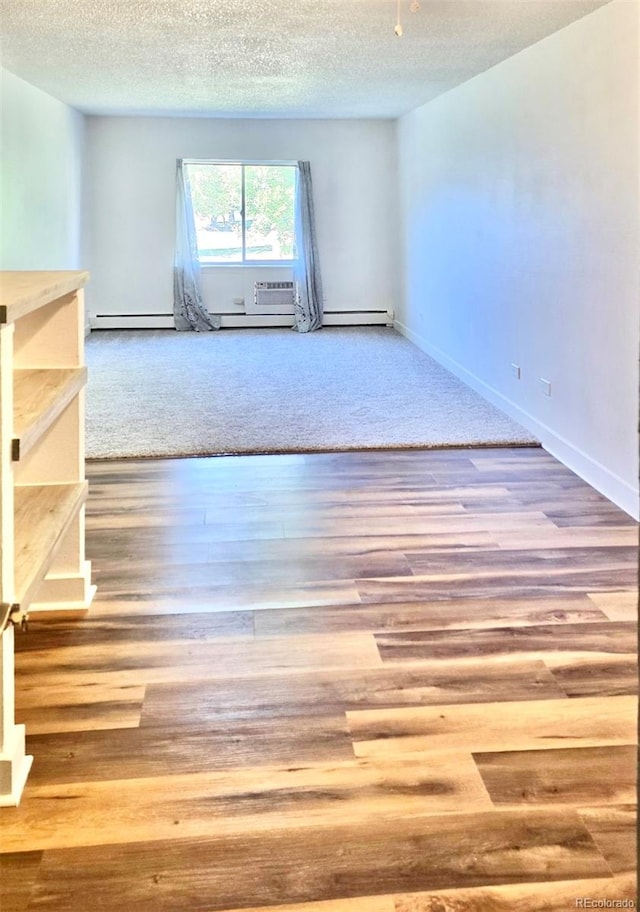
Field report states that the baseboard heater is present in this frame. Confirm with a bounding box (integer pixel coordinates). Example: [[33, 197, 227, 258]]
[[91, 306, 395, 330], [91, 314, 176, 329]]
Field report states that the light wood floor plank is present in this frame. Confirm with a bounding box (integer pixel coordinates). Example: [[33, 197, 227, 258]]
[[493, 526, 638, 549], [14, 700, 142, 735], [358, 569, 637, 603], [138, 660, 566, 726], [217, 900, 394, 912], [348, 695, 636, 757], [16, 611, 254, 650], [23, 714, 356, 786], [25, 810, 611, 911], [392, 873, 637, 911], [15, 681, 146, 710], [0, 852, 42, 912], [587, 590, 638, 621], [2, 754, 492, 852], [374, 621, 636, 665], [253, 594, 607, 637], [578, 805, 637, 874], [474, 744, 636, 807], [88, 578, 362, 614], [16, 632, 382, 684], [543, 655, 637, 697], [93, 552, 413, 590]]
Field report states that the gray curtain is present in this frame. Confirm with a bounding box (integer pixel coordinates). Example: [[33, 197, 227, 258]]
[[173, 160, 220, 332], [292, 161, 323, 333]]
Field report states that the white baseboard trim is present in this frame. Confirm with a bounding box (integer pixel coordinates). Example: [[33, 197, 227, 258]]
[[395, 319, 639, 520], [90, 311, 393, 330], [325, 311, 392, 326]]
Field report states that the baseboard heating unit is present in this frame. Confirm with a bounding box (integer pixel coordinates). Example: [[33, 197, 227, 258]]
[[90, 303, 395, 330], [91, 314, 176, 329]]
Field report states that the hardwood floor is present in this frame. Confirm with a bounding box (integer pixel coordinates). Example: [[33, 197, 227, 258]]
[[1, 446, 637, 911]]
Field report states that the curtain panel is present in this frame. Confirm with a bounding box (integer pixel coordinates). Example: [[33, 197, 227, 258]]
[[293, 161, 323, 333], [173, 160, 220, 332]]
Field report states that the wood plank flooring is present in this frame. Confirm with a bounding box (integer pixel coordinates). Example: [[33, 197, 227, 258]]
[[1, 446, 637, 911]]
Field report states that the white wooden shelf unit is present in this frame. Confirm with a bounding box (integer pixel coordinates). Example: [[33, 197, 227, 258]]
[[0, 270, 95, 806]]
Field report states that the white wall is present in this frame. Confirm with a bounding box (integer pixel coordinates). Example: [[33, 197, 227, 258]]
[[396, 0, 639, 518], [84, 117, 399, 321], [0, 69, 84, 270]]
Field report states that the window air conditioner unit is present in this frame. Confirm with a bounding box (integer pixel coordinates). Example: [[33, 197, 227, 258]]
[[254, 281, 294, 308]]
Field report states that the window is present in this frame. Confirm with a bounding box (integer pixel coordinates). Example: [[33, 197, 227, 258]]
[[185, 161, 296, 265]]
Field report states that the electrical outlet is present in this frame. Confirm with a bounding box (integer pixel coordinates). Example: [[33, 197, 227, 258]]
[[539, 378, 551, 397], [511, 363, 521, 380]]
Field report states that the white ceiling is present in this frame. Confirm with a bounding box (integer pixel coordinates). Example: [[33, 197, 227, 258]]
[[1, 0, 611, 119]]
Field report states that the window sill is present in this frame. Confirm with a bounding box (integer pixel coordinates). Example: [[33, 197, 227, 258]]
[[200, 262, 294, 269]]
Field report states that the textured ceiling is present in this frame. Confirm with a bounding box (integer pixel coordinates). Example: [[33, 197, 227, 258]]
[[1, 0, 611, 118]]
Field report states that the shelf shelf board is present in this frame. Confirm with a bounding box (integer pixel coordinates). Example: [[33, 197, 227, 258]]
[[13, 481, 88, 610], [0, 271, 89, 325], [13, 367, 87, 461]]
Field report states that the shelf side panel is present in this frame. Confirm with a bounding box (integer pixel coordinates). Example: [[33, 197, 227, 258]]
[[0, 325, 15, 605], [0, 625, 33, 806]]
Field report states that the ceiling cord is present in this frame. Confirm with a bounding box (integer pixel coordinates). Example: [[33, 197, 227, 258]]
[[395, 0, 420, 37]]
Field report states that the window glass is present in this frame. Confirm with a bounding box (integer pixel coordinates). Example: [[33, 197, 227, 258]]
[[186, 162, 296, 264], [244, 165, 296, 261]]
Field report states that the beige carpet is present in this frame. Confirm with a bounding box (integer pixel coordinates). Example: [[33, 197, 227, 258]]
[[85, 327, 537, 459]]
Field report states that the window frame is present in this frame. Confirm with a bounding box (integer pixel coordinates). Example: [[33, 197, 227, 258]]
[[184, 159, 298, 268]]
